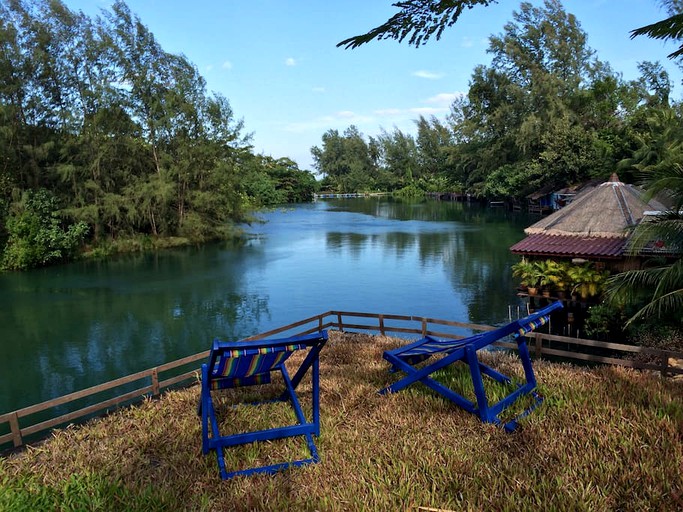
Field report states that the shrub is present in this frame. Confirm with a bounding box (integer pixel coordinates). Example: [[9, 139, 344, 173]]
[[584, 303, 628, 340], [1, 190, 88, 271], [393, 183, 425, 198]]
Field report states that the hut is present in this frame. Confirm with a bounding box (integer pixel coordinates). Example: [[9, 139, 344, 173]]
[[510, 173, 667, 272]]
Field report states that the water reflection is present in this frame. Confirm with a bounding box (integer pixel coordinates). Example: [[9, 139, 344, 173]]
[[0, 242, 270, 412], [322, 198, 531, 324], [0, 198, 532, 414]]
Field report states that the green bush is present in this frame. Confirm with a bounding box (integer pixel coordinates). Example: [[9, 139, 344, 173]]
[[393, 183, 425, 198], [1, 190, 89, 271], [584, 303, 628, 340]]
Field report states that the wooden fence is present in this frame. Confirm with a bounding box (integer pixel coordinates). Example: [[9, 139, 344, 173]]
[[2, 310, 682, 450]]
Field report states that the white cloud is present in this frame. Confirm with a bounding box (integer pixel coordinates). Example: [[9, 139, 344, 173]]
[[205, 64, 214, 72], [312, 86, 325, 93], [461, 36, 474, 48], [412, 70, 444, 80], [424, 92, 465, 106], [283, 96, 462, 137], [222, 60, 233, 70], [285, 57, 297, 66]]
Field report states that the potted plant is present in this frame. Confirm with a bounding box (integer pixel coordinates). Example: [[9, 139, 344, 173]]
[[544, 260, 571, 298], [568, 263, 609, 300], [512, 258, 532, 291], [512, 258, 543, 295], [535, 260, 560, 297]]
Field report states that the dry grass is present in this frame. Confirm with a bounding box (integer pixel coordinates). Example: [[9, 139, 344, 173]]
[[2, 331, 683, 511]]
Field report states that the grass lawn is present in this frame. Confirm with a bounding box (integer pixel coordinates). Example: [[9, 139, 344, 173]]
[[1, 331, 682, 511]]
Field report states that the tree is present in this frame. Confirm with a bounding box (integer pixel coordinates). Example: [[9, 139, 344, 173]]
[[415, 115, 454, 180], [445, 1, 617, 198], [241, 155, 318, 206], [0, 0, 304, 270], [311, 126, 378, 192], [377, 127, 419, 182], [337, 0, 497, 49]]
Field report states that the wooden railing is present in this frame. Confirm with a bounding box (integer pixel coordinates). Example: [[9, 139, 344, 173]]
[[2, 310, 682, 450]]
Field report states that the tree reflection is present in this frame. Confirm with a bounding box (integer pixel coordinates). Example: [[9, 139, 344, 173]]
[[1, 199, 534, 414], [325, 198, 530, 324], [0, 243, 270, 412]]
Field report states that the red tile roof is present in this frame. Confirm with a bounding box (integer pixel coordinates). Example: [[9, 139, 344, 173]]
[[510, 233, 626, 258]]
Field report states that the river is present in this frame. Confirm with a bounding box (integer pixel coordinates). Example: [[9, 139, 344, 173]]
[[0, 197, 534, 415]]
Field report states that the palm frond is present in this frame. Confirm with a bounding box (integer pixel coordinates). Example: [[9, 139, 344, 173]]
[[337, 0, 496, 49], [630, 13, 683, 59], [627, 288, 683, 325], [627, 213, 683, 254], [608, 259, 683, 324], [606, 267, 668, 297]]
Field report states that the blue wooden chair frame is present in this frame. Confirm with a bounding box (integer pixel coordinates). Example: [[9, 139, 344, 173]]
[[200, 331, 328, 479], [379, 302, 562, 432]]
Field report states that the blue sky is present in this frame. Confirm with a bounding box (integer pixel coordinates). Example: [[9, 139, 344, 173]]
[[62, 0, 683, 172]]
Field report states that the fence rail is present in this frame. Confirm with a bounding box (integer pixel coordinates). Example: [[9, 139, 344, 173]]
[[2, 310, 682, 450]]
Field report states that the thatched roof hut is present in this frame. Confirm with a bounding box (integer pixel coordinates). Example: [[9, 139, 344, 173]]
[[510, 174, 666, 262]]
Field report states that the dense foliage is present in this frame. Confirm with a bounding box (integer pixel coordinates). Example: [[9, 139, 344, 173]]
[[331, 0, 683, 331], [316, 1, 681, 200], [0, 0, 317, 270]]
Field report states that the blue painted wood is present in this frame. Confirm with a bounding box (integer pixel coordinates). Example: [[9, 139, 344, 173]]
[[200, 330, 328, 480], [379, 302, 563, 431]]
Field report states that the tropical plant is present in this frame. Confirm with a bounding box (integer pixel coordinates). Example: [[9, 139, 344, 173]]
[[630, 1, 683, 60], [511, 258, 535, 287], [512, 259, 535, 289], [606, 110, 683, 325], [542, 260, 571, 293], [568, 263, 609, 299]]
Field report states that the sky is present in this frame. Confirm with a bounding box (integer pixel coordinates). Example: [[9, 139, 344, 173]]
[[61, 0, 683, 173]]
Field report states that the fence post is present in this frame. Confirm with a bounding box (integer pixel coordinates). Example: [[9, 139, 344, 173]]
[[660, 353, 669, 378], [9, 412, 22, 448], [337, 313, 344, 332], [421, 319, 427, 337], [535, 333, 542, 358], [318, 315, 323, 332], [379, 314, 385, 336], [151, 368, 160, 396]]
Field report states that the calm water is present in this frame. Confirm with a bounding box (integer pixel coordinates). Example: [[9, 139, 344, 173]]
[[0, 198, 533, 415]]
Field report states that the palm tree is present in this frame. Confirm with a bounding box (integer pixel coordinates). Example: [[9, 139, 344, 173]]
[[630, 11, 683, 60], [607, 257, 683, 324], [606, 168, 683, 324]]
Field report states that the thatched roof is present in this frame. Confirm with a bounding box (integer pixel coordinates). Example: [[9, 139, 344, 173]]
[[524, 174, 666, 239]]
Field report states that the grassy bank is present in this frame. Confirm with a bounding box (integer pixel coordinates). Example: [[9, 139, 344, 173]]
[[80, 224, 248, 260], [2, 332, 682, 511]]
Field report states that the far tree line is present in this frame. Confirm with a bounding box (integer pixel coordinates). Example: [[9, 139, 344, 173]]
[[0, 0, 317, 271], [313, 0, 681, 201], [325, 0, 683, 333]]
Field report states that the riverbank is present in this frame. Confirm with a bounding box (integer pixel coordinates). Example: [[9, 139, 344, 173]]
[[2, 331, 682, 511], [79, 222, 250, 261]]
